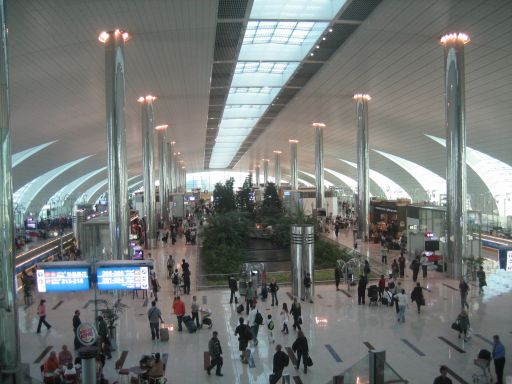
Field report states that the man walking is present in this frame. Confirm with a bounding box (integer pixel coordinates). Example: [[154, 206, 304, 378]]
[[303, 273, 313, 303], [248, 304, 262, 346], [433, 365, 453, 384], [147, 301, 164, 340], [36, 299, 51, 333], [206, 331, 223, 376], [172, 296, 186, 332], [398, 254, 406, 278], [420, 252, 428, 279], [228, 275, 238, 304], [492, 335, 506, 384], [270, 344, 290, 384], [396, 289, 407, 323], [235, 317, 251, 364], [191, 296, 201, 329], [459, 278, 470, 309], [269, 278, 279, 306], [72, 310, 81, 350]]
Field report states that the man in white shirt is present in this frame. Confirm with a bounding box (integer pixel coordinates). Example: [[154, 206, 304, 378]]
[[248, 305, 260, 346], [396, 289, 408, 323], [420, 252, 429, 279]]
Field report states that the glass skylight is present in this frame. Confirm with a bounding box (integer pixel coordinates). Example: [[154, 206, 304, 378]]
[[76, 175, 141, 205], [426, 134, 512, 217], [339, 159, 411, 200], [209, 0, 346, 169], [14, 156, 91, 214], [239, 21, 327, 61], [223, 105, 269, 119], [227, 88, 280, 105], [373, 149, 446, 203], [12, 141, 57, 167], [250, 0, 348, 20]]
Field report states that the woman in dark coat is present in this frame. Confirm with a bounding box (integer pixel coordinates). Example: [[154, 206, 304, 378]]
[[292, 330, 309, 374]]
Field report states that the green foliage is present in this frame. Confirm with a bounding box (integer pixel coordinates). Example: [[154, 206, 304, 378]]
[[270, 207, 316, 247], [202, 211, 249, 274], [314, 239, 351, 268], [237, 175, 255, 214], [213, 178, 237, 213], [255, 182, 283, 223]]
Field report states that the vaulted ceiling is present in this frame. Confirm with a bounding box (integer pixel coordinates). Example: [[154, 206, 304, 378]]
[[7, 0, 512, 215]]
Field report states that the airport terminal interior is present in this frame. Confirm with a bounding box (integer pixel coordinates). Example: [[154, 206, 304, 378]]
[[1, 0, 512, 383]]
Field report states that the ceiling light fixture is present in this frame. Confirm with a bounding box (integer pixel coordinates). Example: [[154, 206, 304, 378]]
[[98, 29, 130, 43], [353, 94, 371, 101], [312, 122, 326, 128], [289, 139, 299, 143], [440, 32, 470, 45], [273, 150, 282, 154], [155, 124, 168, 130], [137, 95, 157, 103]]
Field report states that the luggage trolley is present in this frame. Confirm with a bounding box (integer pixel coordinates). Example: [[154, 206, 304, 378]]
[[200, 307, 213, 329], [472, 349, 492, 383]]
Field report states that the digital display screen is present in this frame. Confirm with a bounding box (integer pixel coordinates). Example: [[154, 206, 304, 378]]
[[36, 268, 90, 292], [96, 266, 149, 290]]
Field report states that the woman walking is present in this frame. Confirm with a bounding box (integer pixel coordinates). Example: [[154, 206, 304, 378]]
[[456, 309, 470, 341], [292, 330, 309, 374]]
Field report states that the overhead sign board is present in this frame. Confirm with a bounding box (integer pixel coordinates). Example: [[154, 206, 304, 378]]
[[36, 262, 91, 293], [96, 260, 153, 290]]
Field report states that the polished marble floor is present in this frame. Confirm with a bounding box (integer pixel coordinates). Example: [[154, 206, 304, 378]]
[[19, 230, 511, 384]]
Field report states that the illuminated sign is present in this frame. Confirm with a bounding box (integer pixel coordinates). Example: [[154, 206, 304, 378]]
[[36, 264, 90, 293], [77, 323, 97, 346], [96, 264, 150, 290]]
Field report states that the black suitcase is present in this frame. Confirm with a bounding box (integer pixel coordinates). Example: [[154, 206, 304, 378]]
[[183, 316, 197, 333], [236, 304, 244, 314], [185, 320, 197, 333]]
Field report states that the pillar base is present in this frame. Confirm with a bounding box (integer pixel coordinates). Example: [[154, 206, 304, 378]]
[[0, 363, 31, 384]]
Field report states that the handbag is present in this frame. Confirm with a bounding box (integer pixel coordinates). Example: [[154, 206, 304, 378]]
[[451, 321, 460, 332], [420, 297, 426, 306], [298, 316, 303, 325], [306, 355, 313, 367]]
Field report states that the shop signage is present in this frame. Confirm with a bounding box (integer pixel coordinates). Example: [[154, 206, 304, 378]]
[[374, 206, 397, 213], [77, 323, 97, 346]]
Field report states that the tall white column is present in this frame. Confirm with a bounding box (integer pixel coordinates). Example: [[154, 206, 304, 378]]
[[255, 165, 260, 187], [289, 139, 299, 191], [273, 150, 282, 188], [313, 123, 325, 209], [0, 1, 22, 378], [101, 29, 130, 260], [138, 95, 157, 249], [263, 159, 269, 186], [354, 94, 370, 242], [441, 33, 470, 278], [156, 125, 169, 229]]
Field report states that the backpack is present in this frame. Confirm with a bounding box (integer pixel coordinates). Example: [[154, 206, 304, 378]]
[[255, 310, 263, 325], [282, 351, 290, 367], [172, 274, 179, 285], [244, 325, 253, 340], [268, 320, 274, 330]]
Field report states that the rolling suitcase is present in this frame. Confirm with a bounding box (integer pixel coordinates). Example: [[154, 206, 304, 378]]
[[236, 304, 244, 314], [203, 351, 211, 370], [183, 315, 197, 333], [160, 324, 169, 341]]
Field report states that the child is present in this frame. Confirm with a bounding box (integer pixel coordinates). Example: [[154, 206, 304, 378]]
[[267, 314, 275, 344], [280, 303, 289, 334]]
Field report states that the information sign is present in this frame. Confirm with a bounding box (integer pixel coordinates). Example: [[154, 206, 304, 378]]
[[97, 265, 149, 290], [36, 264, 90, 293]]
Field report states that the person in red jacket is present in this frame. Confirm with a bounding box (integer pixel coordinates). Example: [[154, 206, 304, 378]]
[[172, 296, 186, 332]]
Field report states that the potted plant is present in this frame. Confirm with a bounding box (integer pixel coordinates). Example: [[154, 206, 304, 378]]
[[96, 299, 127, 350]]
